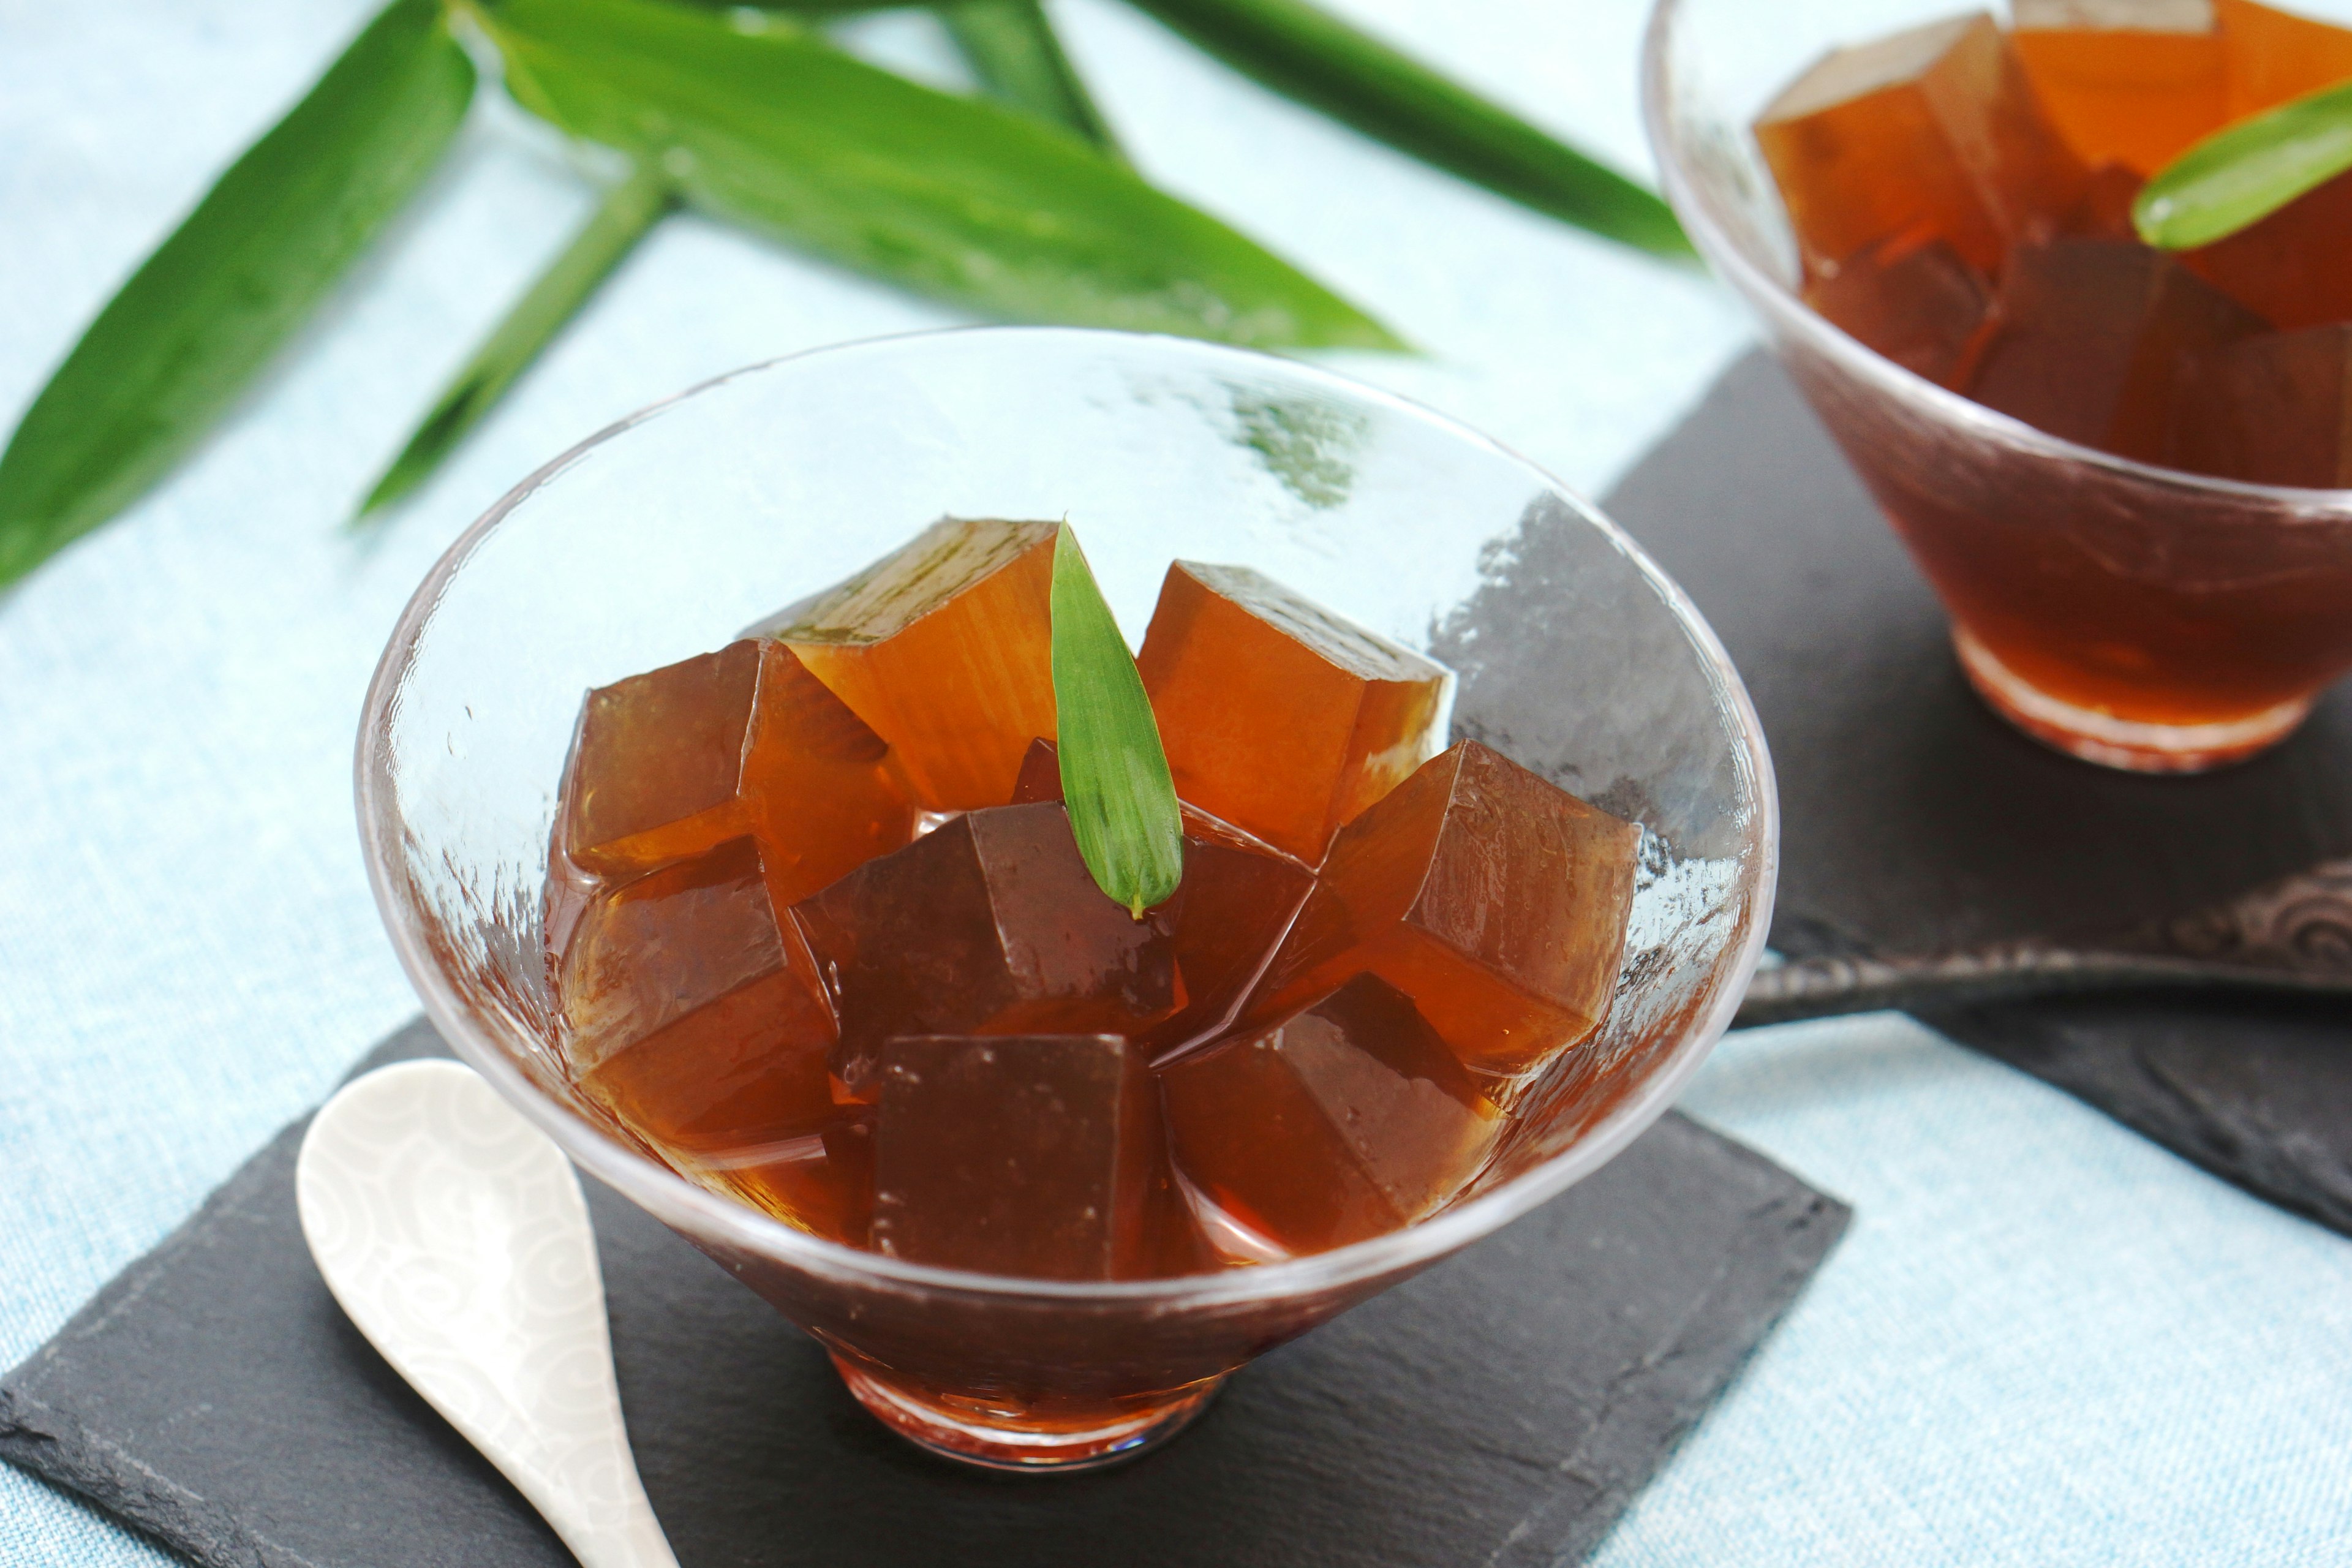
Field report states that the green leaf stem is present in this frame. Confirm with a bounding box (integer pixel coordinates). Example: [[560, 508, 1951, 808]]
[[2136, 78, 2352, 249], [0, 0, 475, 586], [940, 0, 1128, 160], [357, 161, 673, 519], [1049, 526, 1183, 916], [483, 0, 1400, 349]]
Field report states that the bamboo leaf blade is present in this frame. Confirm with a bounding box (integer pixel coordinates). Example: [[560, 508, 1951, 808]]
[[484, 0, 1401, 349], [1050, 526, 1183, 916], [358, 164, 672, 520], [2136, 79, 2352, 249], [1121, 0, 1692, 260], [940, 0, 1128, 160], [0, 0, 477, 586]]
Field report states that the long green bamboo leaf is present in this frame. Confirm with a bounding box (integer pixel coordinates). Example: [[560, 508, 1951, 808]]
[[481, 0, 1401, 349], [358, 163, 673, 520], [0, 0, 476, 586], [939, 1, 1128, 161], [1050, 526, 1183, 916], [1121, 0, 1693, 260], [2136, 79, 2352, 249]]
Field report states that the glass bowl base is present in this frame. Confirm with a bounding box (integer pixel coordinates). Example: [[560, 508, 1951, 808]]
[[1953, 627, 2314, 774], [830, 1355, 1226, 1472]]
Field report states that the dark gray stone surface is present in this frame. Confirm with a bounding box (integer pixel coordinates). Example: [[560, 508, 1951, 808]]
[[1599, 350, 2352, 1234], [1, 1017, 1848, 1568]]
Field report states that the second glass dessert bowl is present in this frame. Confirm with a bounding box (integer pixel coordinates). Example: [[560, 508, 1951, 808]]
[[357, 327, 1775, 1471], [1645, 0, 2352, 772]]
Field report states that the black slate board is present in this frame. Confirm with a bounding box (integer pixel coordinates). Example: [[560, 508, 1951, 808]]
[[1, 1018, 1849, 1568], [1599, 350, 2352, 1232]]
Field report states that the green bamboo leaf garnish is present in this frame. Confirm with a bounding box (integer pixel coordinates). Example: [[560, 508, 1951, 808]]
[[1050, 526, 1183, 917], [0, 0, 475, 586], [2137, 78, 2352, 250], [941, 0, 1128, 161], [482, 0, 1402, 349], [1121, 0, 1695, 260], [356, 162, 673, 520]]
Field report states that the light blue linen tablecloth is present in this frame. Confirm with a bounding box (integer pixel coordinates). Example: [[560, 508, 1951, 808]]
[[4, 2, 2349, 1562]]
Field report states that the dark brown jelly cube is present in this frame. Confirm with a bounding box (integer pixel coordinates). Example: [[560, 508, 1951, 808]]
[[556, 638, 914, 904], [755, 518, 1058, 812], [1252, 741, 1640, 1090], [2173, 325, 2352, 486], [870, 1034, 1159, 1278], [1803, 235, 1993, 386], [2185, 170, 2352, 333], [1161, 974, 1502, 1256], [1969, 235, 2266, 462], [1754, 12, 2086, 276], [1137, 562, 1452, 864], [796, 802, 1182, 1099]]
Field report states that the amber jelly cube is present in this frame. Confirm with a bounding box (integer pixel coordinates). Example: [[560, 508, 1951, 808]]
[[754, 518, 1058, 812], [1162, 974, 1502, 1256], [2215, 0, 2352, 119], [2173, 325, 2352, 486], [1252, 741, 1640, 1090], [1755, 12, 2086, 277], [870, 1034, 1161, 1278], [1969, 235, 2266, 462], [796, 802, 1182, 1100], [2013, 1, 2224, 175], [1804, 234, 1993, 386], [692, 1114, 875, 1248], [556, 638, 914, 904], [1137, 561, 1452, 865], [2185, 171, 2352, 333]]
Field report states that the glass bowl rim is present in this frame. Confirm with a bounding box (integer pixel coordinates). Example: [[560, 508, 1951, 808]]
[[1640, 0, 2352, 516], [355, 323, 1780, 1309]]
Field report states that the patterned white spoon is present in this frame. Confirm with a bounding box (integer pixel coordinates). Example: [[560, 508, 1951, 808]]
[[296, 1058, 679, 1568]]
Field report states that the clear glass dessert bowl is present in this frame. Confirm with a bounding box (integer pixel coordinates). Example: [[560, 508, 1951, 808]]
[[356, 326, 1776, 1471], [1643, 0, 2352, 772]]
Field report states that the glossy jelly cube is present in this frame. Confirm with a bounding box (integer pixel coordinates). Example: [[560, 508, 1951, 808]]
[[1755, 12, 2086, 276], [755, 518, 1058, 812], [1008, 737, 1314, 1057], [2184, 171, 2352, 332], [692, 1113, 875, 1247], [1161, 974, 1502, 1256], [2065, 160, 2148, 239], [1803, 234, 1994, 386], [1969, 235, 2266, 461], [869, 1034, 1159, 1278], [1136, 561, 1453, 865], [2013, 1, 2225, 175], [2172, 325, 2352, 485], [556, 638, 914, 904], [1251, 741, 1640, 1088], [796, 802, 1182, 1099], [2215, 0, 2352, 118]]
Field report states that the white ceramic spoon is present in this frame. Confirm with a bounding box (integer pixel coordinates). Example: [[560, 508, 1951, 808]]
[[297, 1058, 680, 1568]]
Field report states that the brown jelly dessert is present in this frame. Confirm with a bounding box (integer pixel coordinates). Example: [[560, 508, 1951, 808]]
[[2012, 0, 2224, 175], [1754, 12, 2086, 277], [1804, 234, 1994, 387], [1161, 974, 1502, 1256], [796, 801, 1183, 1101], [1251, 740, 1641, 1089], [1137, 561, 1452, 864], [870, 1034, 1171, 1278], [753, 517, 1057, 812], [2174, 323, 2352, 484]]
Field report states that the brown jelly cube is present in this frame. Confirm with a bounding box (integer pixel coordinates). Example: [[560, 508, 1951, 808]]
[[1008, 737, 1314, 1058], [1755, 12, 2086, 276], [556, 638, 914, 904], [694, 1114, 875, 1248], [2215, 0, 2352, 119], [1803, 234, 1994, 386], [1136, 561, 1452, 865], [2066, 160, 2149, 239], [2184, 171, 2352, 332], [756, 518, 1058, 812], [870, 1034, 1160, 1278], [1161, 974, 1502, 1256], [2013, 1, 2225, 175], [1251, 741, 1640, 1088], [2173, 325, 2352, 485], [796, 802, 1182, 1100], [1969, 235, 2266, 461]]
